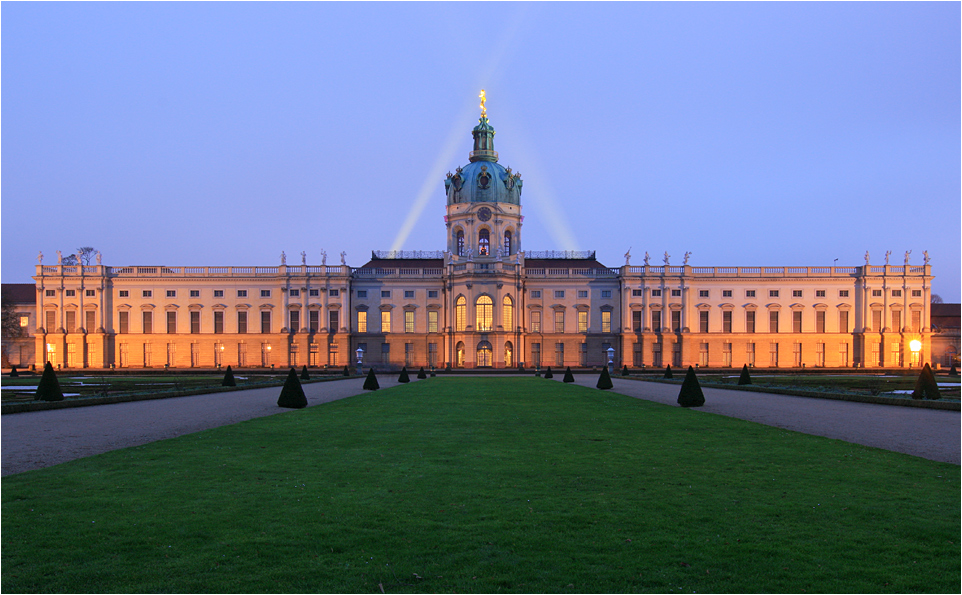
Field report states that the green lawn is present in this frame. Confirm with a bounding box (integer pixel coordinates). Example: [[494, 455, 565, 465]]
[[2, 378, 958, 593]]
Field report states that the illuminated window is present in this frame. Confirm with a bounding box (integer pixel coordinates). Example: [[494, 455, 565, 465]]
[[476, 296, 493, 331], [502, 295, 513, 331], [456, 230, 465, 256], [601, 310, 611, 333], [531, 311, 541, 333], [381, 311, 391, 333], [428, 310, 438, 333], [504, 230, 512, 255], [578, 311, 588, 333], [478, 229, 490, 255], [554, 310, 564, 333], [19, 315, 29, 329], [357, 311, 367, 333], [456, 296, 466, 331], [405, 310, 415, 333], [504, 341, 513, 367]]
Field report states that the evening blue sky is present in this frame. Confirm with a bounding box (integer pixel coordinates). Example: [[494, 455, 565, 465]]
[[3, 2, 959, 300]]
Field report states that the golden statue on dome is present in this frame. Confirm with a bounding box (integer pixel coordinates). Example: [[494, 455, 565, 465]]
[[479, 89, 487, 118]]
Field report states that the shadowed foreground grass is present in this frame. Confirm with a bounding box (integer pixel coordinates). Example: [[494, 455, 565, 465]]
[[2, 378, 958, 593]]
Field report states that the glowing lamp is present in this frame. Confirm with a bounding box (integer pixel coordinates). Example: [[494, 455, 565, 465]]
[[910, 340, 922, 353]]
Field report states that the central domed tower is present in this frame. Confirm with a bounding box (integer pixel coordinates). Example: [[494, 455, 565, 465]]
[[444, 91, 523, 261]]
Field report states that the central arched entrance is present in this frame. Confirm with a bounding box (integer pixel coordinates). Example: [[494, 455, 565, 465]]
[[476, 340, 493, 367]]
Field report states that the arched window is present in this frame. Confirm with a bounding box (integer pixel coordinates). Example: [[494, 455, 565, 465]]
[[504, 230, 512, 255], [455, 296, 466, 332], [478, 229, 490, 256], [456, 230, 465, 257], [504, 341, 513, 367], [455, 341, 465, 367], [477, 340, 493, 367], [476, 295, 493, 332], [503, 295, 514, 331]]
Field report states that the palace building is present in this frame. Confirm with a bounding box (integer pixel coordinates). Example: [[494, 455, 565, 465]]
[[23, 98, 936, 371]]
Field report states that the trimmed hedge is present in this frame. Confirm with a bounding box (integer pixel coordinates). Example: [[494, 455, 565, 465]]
[[677, 365, 705, 408], [222, 365, 236, 387], [663, 365, 673, 379], [35, 362, 64, 402], [563, 366, 575, 383], [912, 363, 941, 400], [596, 366, 613, 390], [277, 368, 308, 409], [363, 368, 380, 390], [738, 364, 751, 386], [398, 367, 410, 383]]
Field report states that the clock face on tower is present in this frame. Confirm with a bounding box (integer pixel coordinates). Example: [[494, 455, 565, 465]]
[[477, 206, 492, 222]]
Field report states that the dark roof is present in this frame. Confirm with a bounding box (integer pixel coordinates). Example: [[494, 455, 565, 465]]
[[524, 258, 609, 269], [931, 303, 960, 317], [1, 283, 36, 304], [360, 259, 444, 269]]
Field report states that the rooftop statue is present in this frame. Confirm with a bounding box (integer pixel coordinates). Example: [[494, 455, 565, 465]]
[[924, 250, 930, 265], [37, 251, 43, 265], [644, 252, 650, 266], [321, 249, 327, 266], [904, 250, 911, 265], [885, 250, 891, 265], [280, 251, 286, 265], [663, 252, 670, 266], [683, 251, 692, 265]]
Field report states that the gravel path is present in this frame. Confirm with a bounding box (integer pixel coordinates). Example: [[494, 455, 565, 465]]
[[3, 375, 958, 476]]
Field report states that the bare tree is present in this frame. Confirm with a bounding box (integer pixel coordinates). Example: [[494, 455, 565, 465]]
[[931, 294, 943, 304], [78, 247, 97, 266]]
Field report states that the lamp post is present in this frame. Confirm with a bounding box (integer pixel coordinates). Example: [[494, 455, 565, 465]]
[[606, 346, 615, 374], [909, 339, 922, 368], [356, 346, 364, 376]]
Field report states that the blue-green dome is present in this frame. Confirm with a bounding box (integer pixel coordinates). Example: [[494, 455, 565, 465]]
[[444, 116, 522, 205]]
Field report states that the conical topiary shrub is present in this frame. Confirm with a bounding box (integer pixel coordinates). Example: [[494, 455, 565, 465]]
[[35, 361, 64, 402], [597, 365, 613, 390], [343, 365, 351, 377], [621, 365, 629, 376], [737, 364, 751, 386], [417, 367, 427, 379], [563, 366, 575, 383], [544, 366, 553, 379], [677, 366, 705, 407], [301, 365, 310, 381], [277, 367, 308, 409], [10, 365, 19, 378], [911, 363, 941, 400], [949, 363, 959, 377], [398, 366, 410, 383], [363, 368, 379, 390], [663, 364, 673, 379], [222, 365, 236, 387]]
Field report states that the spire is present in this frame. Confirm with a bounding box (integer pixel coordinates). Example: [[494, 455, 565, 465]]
[[470, 89, 498, 163]]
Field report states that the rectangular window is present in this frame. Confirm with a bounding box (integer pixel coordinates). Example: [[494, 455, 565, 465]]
[[531, 343, 541, 367], [872, 289, 882, 297], [289, 289, 299, 297], [746, 342, 755, 366], [632, 311, 642, 332], [671, 289, 681, 297], [578, 290, 588, 299], [601, 290, 612, 298], [872, 342, 881, 366], [652, 342, 662, 367], [555, 342, 564, 367], [911, 310, 921, 333], [381, 290, 391, 298], [381, 343, 391, 365], [329, 310, 339, 332], [746, 290, 756, 298], [286, 310, 298, 332], [142, 311, 152, 334], [651, 289, 662, 297], [699, 342, 709, 367], [578, 311, 588, 333], [815, 311, 825, 333], [601, 310, 611, 333], [142, 290, 152, 298], [65, 289, 76, 297], [723, 342, 732, 367], [699, 290, 709, 298], [838, 343, 849, 367], [554, 290, 565, 299], [671, 310, 681, 332], [428, 342, 438, 367], [769, 290, 779, 298], [531, 290, 541, 298], [190, 290, 200, 298], [770, 342, 779, 366], [769, 310, 779, 333], [85, 289, 95, 297], [214, 311, 224, 334], [816, 342, 825, 367], [839, 310, 849, 333], [428, 290, 439, 299], [722, 311, 732, 333], [20, 315, 30, 330], [309, 310, 319, 332], [238, 311, 248, 334], [261, 311, 271, 334], [357, 311, 367, 333], [816, 290, 826, 298], [554, 310, 564, 333], [46, 289, 57, 297], [872, 310, 882, 331], [329, 289, 339, 297], [428, 310, 439, 333], [722, 290, 732, 298], [405, 343, 414, 366], [118, 311, 128, 334], [792, 290, 803, 298], [65, 311, 76, 332], [357, 290, 367, 298], [261, 290, 271, 298], [381, 311, 391, 333], [531, 311, 541, 333], [746, 310, 756, 333], [699, 311, 709, 333], [167, 311, 176, 334], [839, 290, 849, 298], [793, 311, 803, 333], [404, 290, 415, 299], [892, 290, 902, 297], [892, 342, 902, 367], [166, 290, 177, 298], [309, 289, 319, 297], [911, 289, 922, 298], [793, 342, 802, 366], [237, 290, 248, 297], [405, 311, 415, 333], [652, 310, 662, 331], [214, 290, 224, 298], [632, 289, 643, 297], [583, 342, 590, 367], [892, 310, 901, 331], [190, 311, 200, 334]]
